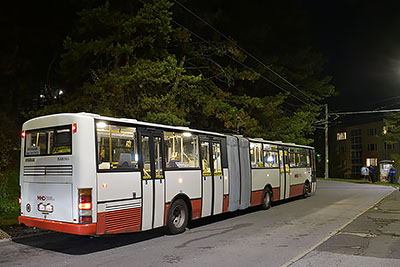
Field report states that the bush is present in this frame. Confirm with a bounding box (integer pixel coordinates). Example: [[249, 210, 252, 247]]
[[0, 171, 19, 222], [0, 132, 13, 171]]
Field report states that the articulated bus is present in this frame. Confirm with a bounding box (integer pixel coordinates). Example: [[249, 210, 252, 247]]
[[19, 113, 316, 235]]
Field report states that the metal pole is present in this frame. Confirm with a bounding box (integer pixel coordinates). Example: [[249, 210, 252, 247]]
[[325, 104, 329, 179]]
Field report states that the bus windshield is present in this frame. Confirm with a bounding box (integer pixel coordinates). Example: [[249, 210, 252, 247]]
[[25, 125, 72, 156]]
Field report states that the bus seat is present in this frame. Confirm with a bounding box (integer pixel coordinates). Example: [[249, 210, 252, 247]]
[[169, 159, 179, 168], [118, 153, 132, 168]]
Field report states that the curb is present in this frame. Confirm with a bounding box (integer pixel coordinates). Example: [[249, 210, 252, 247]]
[[0, 229, 11, 243]]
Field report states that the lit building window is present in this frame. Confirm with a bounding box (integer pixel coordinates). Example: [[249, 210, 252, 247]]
[[337, 132, 346, 141], [366, 158, 378, 167]]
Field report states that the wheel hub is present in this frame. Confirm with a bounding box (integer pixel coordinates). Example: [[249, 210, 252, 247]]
[[264, 192, 270, 204], [173, 207, 185, 227]]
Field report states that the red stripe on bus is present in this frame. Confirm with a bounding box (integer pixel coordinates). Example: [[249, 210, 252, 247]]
[[191, 199, 202, 220], [223, 195, 229, 212], [290, 184, 304, 197], [272, 188, 280, 201], [164, 203, 170, 226], [19, 216, 96, 235], [97, 212, 106, 235], [251, 190, 263, 206], [102, 207, 141, 234]]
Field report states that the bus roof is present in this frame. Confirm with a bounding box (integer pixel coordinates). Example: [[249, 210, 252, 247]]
[[247, 137, 314, 149], [24, 113, 314, 149]]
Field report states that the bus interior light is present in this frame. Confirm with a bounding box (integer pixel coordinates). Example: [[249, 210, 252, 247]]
[[96, 122, 107, 129]]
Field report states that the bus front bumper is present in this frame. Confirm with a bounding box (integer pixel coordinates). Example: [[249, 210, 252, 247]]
[[19, 216, 96, 236]]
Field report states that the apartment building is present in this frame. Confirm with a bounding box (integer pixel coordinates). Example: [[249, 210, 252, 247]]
[[332, 120, 399, 178]]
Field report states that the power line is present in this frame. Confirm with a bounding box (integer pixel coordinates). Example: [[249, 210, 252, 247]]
[[172, 0, 321, 106], [330, 108, 400, 116], [139, 0, 310, 105], [374, 100, 400, 110], [333, 95, 400, 112], [330, 113, 386, 126]]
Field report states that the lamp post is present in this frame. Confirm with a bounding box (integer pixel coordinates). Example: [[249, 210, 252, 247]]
[[325, 104, 329, 179]]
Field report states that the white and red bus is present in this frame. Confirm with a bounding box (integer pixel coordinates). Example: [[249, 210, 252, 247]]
[[19, 113, 316, 235]]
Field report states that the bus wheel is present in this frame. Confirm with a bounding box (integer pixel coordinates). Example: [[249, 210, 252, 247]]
[[166, 199, 189, 234], [303, 183, 310, 198], [261, 188, 272, 210]]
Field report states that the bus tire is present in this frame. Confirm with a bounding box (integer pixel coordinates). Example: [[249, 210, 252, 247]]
[[166, 199, 189, 235], [261, 188, 272, 210], [303, 182, 310, 198]]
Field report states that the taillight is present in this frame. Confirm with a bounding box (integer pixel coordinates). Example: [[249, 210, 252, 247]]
[[72, 123, 77, 133], [78, 202, 92, 210], [21, 131, 26, 138], [19, 188, 22, 215], [78, 189, 92, 223]]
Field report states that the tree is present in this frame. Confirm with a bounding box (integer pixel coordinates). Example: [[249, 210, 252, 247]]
[[383, 112, 400, 163], [171, 0, 335, 143], [26, 0, 334, 145]]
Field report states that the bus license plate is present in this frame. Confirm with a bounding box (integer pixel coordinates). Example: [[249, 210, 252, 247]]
[[38, 203, 54, 213]]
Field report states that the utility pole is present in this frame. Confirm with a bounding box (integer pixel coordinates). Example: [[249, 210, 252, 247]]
[[325, 104, 329, 179]]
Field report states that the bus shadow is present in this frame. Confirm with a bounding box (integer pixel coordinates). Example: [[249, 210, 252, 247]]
[[13, 195, 308, 255], [188, 195, 305, 230], [12, 228, 166, 255]]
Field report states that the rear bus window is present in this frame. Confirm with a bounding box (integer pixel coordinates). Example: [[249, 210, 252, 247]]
[[25, 126, 72, 156]]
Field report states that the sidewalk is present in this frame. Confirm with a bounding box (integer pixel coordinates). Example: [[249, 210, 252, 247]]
[[293, 188, 400, 266]]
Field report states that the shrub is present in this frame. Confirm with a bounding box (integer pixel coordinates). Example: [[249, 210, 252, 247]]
[[0, 171, 19, 220]]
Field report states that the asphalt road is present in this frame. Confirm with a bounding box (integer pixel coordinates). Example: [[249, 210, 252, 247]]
[[0, 180, 394, 267]]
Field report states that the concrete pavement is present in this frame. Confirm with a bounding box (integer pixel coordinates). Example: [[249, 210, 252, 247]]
[[293, 188, 400, 266]]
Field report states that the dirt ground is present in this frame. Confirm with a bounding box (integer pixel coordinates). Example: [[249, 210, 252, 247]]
[[0, 224, 47, 240]]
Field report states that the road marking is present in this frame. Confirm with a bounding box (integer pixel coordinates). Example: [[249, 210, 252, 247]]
[[340, 232, 377, 238], [281, 187, 396, 267]]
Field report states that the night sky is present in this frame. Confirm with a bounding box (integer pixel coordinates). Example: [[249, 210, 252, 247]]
[[303, 0, 400, 112], [2, 1, 400, 117]]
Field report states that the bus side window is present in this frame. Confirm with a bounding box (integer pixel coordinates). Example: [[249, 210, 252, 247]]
[[263, 144, 279, 168], [96, 122, 139, 171], [164, 132, 199, 169], [250, 142, 263, 168]]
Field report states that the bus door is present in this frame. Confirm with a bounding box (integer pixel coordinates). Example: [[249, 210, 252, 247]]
[[200, 139, 223, 217], [279, 148, 290, 199], [310, 149, 317, 193], [139, 129, 165, 231]]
